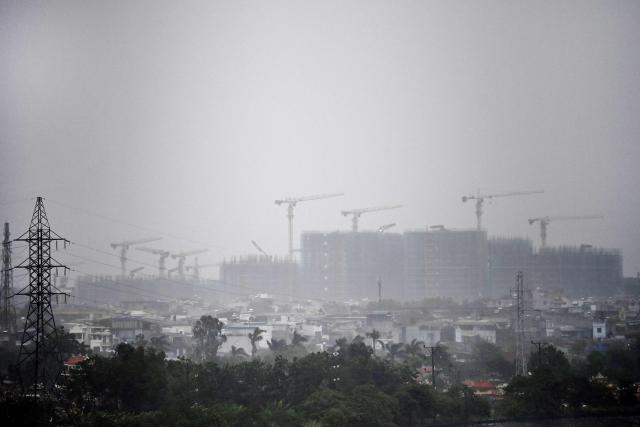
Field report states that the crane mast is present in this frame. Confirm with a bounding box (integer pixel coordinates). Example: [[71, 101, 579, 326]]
[[341, 205, 402, 232], [136, 246, 171, 277], [275, 193, 343, 257], [172, 249, 207, 281], [528, 215, 603, 248], [110, 237, 161, 277], [185, 258, 219, 280], [462, 190, 543, 231]]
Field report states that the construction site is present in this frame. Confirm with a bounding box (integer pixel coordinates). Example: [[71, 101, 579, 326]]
[[48, 190, 624, 309]]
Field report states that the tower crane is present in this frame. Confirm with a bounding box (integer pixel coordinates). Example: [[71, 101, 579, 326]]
[[110, 237, 162, 277], [528, 215, 603, 248], [136, 246, 171, 277], [172, 249, 207, 281], [462, 190, 543, 231], [341, 205, 402, 232], [251, 240, 270, 257], [185, 257, 220, 280], [275, 193, 343, 257], [129, 266, 144, 279], [378, 223, 396, 233]]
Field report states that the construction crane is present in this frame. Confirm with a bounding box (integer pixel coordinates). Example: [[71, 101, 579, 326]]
[[172, 249, 207, 281], [110, 237, 162, 277], [129, 266, 144, 279], [275, 193, 344, 257], [378, 223, 396, 233], [251, 240, 270, 257], [341, 205, 402, 232], [185, 257, 220, 280], [462, 190, 544, 231], [528, 215, 603, 248], [136, 246, 171, 277]]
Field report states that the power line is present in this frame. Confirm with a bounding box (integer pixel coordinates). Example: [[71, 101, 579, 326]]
[[45, 197, 244, 254]]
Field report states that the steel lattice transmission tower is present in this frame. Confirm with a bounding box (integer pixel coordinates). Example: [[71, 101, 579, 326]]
[[14, 197, 69, 396], [1, 223, 16, 336], [513, 271, 527, 376]]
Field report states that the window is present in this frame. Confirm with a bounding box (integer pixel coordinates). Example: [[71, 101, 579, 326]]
[[597, 327, 602, 333]]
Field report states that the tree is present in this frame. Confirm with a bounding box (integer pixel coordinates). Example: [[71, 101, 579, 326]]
[[404, 338, 425, 357], [150, 335, 170, 353], [135, 333, 148, 348], [230, 346, 249, 359], [383, 342, 406, 363], [394, 383, 435, 426], [267, 338, 287, 352], [366, 329, 381, 352], [247, 327, 266, 358], [467, 339, 513, 379], [291, 330, 308, 347], [192, 316, 226, 362], [69, 343, 168, 413]]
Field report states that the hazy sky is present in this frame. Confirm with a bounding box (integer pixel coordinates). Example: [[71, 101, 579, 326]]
[[1, 1, 639, 278]]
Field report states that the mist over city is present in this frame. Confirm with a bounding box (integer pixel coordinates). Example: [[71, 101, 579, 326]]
[[1, 1, 640, 426]]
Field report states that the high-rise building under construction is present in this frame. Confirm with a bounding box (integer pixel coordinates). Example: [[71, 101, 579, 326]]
[[300, 231, 404, 301]]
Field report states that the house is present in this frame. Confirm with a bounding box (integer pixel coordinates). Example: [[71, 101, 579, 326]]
[[463, 380, 504, 399], [400, 323, 441, 346], [65, 322, 112, 353], [454, 319, 497, 344]]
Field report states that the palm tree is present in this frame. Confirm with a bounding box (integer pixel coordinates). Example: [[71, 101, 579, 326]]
[[366, 329, 381, 352], [230, 345, 249, 359], [404, 338, 425, 357], [248, 327, 266, 358], [291, 330, 308, 346], [384, 342, 406, 363]]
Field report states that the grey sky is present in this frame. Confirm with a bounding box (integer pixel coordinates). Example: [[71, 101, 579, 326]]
[[1, 1, 639, 277]]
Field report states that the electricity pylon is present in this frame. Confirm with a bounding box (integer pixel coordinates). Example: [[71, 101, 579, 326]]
[[513, 271, 527, 376], [13, 197, 69, 397]]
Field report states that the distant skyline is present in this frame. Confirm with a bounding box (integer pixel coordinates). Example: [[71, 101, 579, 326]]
[[1, 1, 639, 277]]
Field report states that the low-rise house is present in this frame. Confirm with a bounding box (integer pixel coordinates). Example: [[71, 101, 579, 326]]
[[109, 316, 158, 345], [400, 323, 441, 346], [454, 319, 497, 344], [463, 380, 504, 399], [65, 322, 112, 353]]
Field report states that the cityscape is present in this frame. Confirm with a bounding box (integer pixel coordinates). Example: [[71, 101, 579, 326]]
[[1, 1, 640, 426]]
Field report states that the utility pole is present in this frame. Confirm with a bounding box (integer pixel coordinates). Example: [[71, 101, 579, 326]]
[[513, 271, 527, 376], [377, 276, 382, 307], [531, 340, 546, 370], [14, 197, 69, 398], [1, 223, 16, 337]]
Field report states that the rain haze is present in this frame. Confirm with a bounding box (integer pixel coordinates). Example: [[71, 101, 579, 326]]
[[1, 1, 639, 274], [4, 2, 640, 425]]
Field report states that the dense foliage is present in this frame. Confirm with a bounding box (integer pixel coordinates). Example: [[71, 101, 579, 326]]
[[2, 318, 640, 426]]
